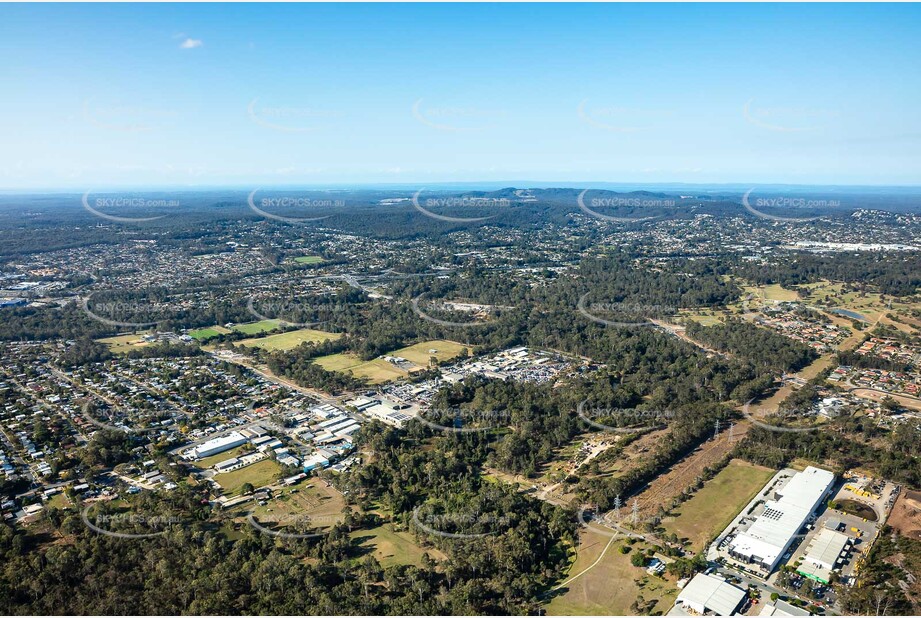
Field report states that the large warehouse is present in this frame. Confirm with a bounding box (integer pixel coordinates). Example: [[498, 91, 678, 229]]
[[796, 528, 852, 584], [669, 573, 747, 616], [192, 431, 248, 459], [728, 466, 835, 574]]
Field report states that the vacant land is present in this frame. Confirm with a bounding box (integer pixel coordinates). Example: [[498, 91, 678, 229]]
[[188, 325, 231, 341], [661, 459, 774, 551], [46, 492, 72, 510], [96, 334, 150, 354], [239, 328, 343, 351], [678, 310, 725, 326], [214, 459, 282, 497], [350, 523, 446, 567], [293, 255, 325, 264], [232, 319, 284, 335], [740, 282, 801, 303], [245, 481, 346, 529], [887, 490, 921, 540], [545, 528, 678, 615], [314, 352, 407, 383], [390, 339, 468, 366]]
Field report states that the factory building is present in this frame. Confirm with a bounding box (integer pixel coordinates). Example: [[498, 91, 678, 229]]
[[728, 466, 835, 574]]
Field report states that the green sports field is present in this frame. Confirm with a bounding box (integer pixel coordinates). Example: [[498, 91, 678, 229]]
[[313, 352, 407, 383], [293, 255, 325, 264], [188, 325, 232, 340], [239, 328, 342, 351], [388, 340, 468, 366], [232, 319, 284, 335]]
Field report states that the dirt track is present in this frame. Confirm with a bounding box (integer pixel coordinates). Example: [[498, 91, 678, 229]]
[[629, 422, 750, 520]]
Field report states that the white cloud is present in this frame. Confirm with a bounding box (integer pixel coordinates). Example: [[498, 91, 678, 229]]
[[179, 38, 203, 49]]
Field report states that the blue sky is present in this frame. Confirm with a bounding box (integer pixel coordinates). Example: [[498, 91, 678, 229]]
[[1, 3, 919, 189]]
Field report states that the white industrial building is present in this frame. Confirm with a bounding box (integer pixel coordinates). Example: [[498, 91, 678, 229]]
[[192, 431, 248, 459], [796, 527, 851, 584], [669, 573, 747, 616], [728, 466, 835, 574]]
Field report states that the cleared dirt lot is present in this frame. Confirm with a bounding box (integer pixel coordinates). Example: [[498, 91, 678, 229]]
[[887, 490, 921, 541]]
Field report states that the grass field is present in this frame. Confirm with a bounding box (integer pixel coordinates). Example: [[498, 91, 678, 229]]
[[678, 310, 725, 326], [245, 481, 346, 530], [96, 334, 151, 354], [232, 319, 284, 335], [239, 328, 342, 351], [545, 529, 678, 615], [214, 459, 282, 497], [313, 352, 407, 384], [740, 283, 801, 302], [350, 523, 446, 567], [46, 492, 71, 510], [661, 459, 774, 551], [188, 325, 232, 341], [389, 340, 468, 366], [293, 255, 325, 264]]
